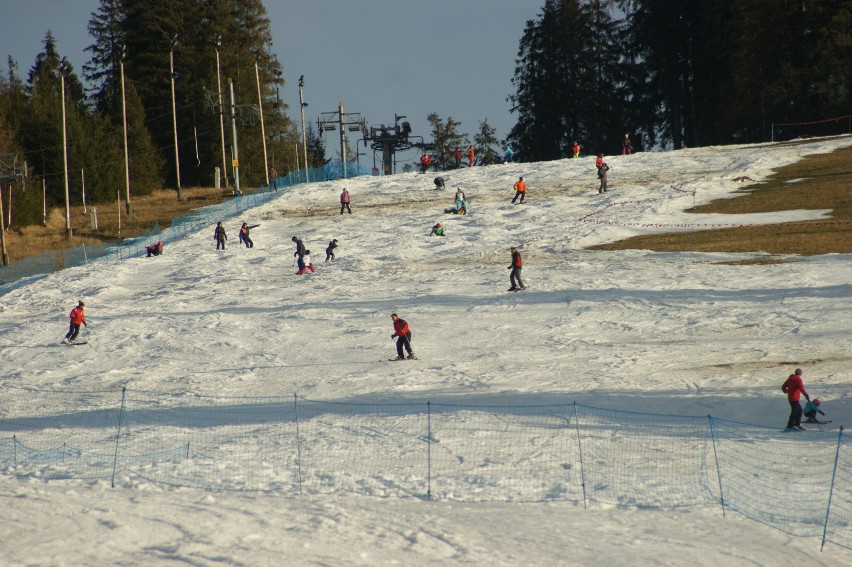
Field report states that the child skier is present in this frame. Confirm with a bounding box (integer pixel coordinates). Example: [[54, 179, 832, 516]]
[[803, 399, 826, 423], [325, 239, 338, 262], [597, 160, 610, 194], [430, 223, 445, 236], [297, 250, 316, 274]]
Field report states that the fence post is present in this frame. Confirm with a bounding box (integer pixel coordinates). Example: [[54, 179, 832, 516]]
[[110, 386, 126, 488], [572, 402, 587, 509], [12, 434, 16, 466], [708, 415, 726, 517], [821, 425, 844, 552], [427, 401, 432, 501], [294, 393, 303, 495]]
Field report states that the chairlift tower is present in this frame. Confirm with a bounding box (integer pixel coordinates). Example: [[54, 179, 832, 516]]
[[317, 102, 365, 179], [364, 114, 421, 175]]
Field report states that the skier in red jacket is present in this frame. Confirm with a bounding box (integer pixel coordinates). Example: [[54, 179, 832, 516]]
[[62, 301, 87, 343], [781, 368, 809, 430], [508, 247, 525, 291], [390, 313, 415, 360]]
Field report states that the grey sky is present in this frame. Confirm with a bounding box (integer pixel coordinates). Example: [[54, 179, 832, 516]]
[[1, 1, 545, 155]]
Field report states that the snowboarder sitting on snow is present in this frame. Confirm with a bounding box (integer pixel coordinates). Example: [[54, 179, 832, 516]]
[[803, 399, 825, 423], [434, 177, 445, 190], [430, 223, 445, 236], [146, 241, 164, 257], [62, 301, 87, 344], [297, 250, 316, 275], [325, 239, 338, 262], [390, 313, 415, 360]]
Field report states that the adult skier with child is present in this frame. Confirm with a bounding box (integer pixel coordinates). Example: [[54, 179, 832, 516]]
[[781, 368, 810, 430]]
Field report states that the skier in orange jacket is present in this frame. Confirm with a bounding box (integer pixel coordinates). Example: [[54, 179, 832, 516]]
[[512, 177, 526, 204]]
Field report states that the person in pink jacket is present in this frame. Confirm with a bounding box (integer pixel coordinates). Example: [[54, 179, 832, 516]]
[[781, 368, 809, 430], [62, 301, 87, 343], [340, 188, 352, 215]]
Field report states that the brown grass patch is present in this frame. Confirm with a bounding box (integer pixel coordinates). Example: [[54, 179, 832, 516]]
[[589, 141, 852, 257], [2, 187, 230, 263]]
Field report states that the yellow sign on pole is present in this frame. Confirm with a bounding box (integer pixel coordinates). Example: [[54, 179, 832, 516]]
[[232, 159, 239, 167]]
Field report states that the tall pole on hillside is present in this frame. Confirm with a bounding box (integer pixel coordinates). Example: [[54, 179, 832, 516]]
[[60, 62, 72, 239], [215, 36, 228, 189], [0, 181, 7, 266], [299, 75, 308, 182], [120, 47, 132, 216], [338, 101, 347, 180], [229, 78, 241, 196], [254, 58, 269, 186], [170, 35, 182, 201]]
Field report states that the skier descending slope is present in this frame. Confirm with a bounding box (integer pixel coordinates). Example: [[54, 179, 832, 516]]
[[62, 301, 88, 344], [389, 313, 416, 360]]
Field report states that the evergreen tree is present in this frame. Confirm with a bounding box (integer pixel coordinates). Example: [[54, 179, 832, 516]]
[[85, 0, 163, 202], [426, 112, 466, 171], [473, 119, 501, 165], [305, 124, 327, 168], [508, 0, 630, 161]]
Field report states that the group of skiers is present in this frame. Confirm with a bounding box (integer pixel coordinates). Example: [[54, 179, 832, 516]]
[[213, 222, 260, 250]]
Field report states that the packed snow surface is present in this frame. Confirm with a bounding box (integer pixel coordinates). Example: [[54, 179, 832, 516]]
[[1, 137, 851, 565]]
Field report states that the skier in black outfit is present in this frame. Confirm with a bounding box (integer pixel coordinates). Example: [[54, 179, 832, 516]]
[[325, 239, 338, 262], [292, 236, 306, 270]]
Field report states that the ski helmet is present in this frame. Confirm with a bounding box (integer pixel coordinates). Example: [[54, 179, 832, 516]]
[[813, 399, 820, 406], [795, 368, 802, 375], [436, 223, 441, 227]]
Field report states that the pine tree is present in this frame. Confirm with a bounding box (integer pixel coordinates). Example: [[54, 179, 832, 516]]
[[508, 0, 629, 161], [426, 113, 466, 171], [85, 0, 163, 202], [305, 124, 327, 168], [473, 119, 501, 165]]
